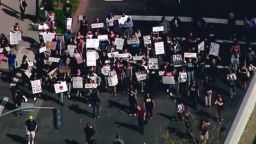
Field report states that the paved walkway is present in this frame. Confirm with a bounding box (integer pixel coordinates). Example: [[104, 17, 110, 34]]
[[0, 0, 39, 71]]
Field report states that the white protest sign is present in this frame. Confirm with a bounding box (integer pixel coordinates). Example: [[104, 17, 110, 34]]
[[85, 83, 97, 89], [209, 42, 220, 56], [42, 33, 55, 43], [67, 17, 72, 30], [135, 72, 147, 81], [154, 41, 165, 55], [78, 15, 84, 21], [54, 81, 68, 93], [179, 72, 187, 83], [16, 31, 22, 41], [72, 77, 83, 88], [39, 46, 46, 53], [127, 39, 140, 45], [10, 32, 19, 45], [0, 48, 3, 53], [5, 47, 10, 52], [162, 76, 175, 84], [101, 66, 110, 76], [28, 62, 34, 67], [67, 45, 76, 57], [118, 16, 128, 25], [198, 41, 205, 53], [86, 38, 99, 49], [107, 52, 119, 58], [49, 57, 60, 63], [31, 80, 42, 94], [118, 53, 130, 58], [184, 52, 197, 58], [159, 71, 165, 76], [98, 35, 109, 41], [115, 38, 124, 50], [91, 23, 104, 29], [133, 56, 144, 61], [152, 26, 164, 32], [148, 58, 159, 69], [87, 50, 97, 66], [173, 54, 183, 63], [143, 35, 151, 45], [108, 74, 118, 86]]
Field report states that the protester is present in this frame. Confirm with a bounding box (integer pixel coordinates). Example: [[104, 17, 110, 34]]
[[203, 76, 213, 107], [19, 0, 27, 20], [91, 89, 100, 119], [227, 70, 237, 98], [128, 84, 138, 116], [84, 122, 95, 144], [214, 94, 224, 124], [199, 118, 210, 144], [137, 105, 146, 134]]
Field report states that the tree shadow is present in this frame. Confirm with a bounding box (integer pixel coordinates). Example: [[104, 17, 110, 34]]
[[108, 100, 129, 114], [158, 113, 177, 122], [22, 36, 40, 51], [6, 133, 25, 143], [2, 8, 20, 19], [65, 139, 80, 144], [68, 104, 92, 117], [114, 121, 141, 133]]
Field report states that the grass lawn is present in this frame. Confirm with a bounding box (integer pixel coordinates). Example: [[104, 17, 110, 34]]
[[239, 105, 256, 144]]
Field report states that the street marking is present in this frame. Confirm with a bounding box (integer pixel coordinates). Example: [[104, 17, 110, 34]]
[[0, 97, 9, 116], [114, 15, 244, 25]]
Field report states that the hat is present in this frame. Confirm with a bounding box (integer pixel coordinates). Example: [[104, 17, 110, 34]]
[[28, 115, 33, 120]]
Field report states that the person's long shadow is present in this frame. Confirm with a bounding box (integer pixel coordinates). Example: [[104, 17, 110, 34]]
[[115, 121, 141, 133], [108, 100, 129, 114], [68, 104, 92, 117], [6, 133, 25, 143], [65, 139, 80, 144], [2, 8, 20, 19]]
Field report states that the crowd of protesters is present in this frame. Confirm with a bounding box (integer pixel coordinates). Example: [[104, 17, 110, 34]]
[[0, 0, 256, 143]]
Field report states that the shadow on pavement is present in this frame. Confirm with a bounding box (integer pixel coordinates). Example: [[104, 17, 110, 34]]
[[65, 139, 81, 144], [115, 121, 141, 133], [108, 100, 129, 114], [158, 113, 177, 122], [6, 133, 25, 143], [2, 8, 20, 20], [68, 104, 92, 117], [40, 93, 59, 105]]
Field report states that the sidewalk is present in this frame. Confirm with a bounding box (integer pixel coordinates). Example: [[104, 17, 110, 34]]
[[0, 0, 39, 71]]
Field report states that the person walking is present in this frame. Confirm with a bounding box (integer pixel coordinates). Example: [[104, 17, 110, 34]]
[[214, 94, 224, 124], [137, 105, 146, 134], [7, 49, 17, 79], [25, 115, 37, 144], [199, 118, 210, 144], [227, 70, 237, 98], [128, 84, 138, 116], [84, 122, 95, 144], [19, 0, 27, 20], [203, 76, 213, 107], [113, 134, 125, 144], [188, 80, 199, 110], [91, 89, 100, 119], [143, 93, 155, 120]]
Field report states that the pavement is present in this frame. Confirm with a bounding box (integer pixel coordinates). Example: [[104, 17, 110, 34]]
[[0, 0, 254, 144]]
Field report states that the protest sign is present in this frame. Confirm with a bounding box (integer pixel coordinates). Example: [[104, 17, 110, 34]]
[[87, 50, 97, 66], [148, 58, 159, 69], [91, 23, 104, 29], [86, 38, 99, 49], [85, 83, 97, 89], [42, 33, 55, 43], [78, 15, 84, 21], [54, 81, 68, 93], [209, 42, 220, 56], [184, 52, 197, 58], [0, 48, 3, 53], [173, 54, 183, 63], [143, 35, 151, 45], [98, 35, 109, 41], [39, 46, 46, 53], [49, 57, 60, 63], [108, 74, 118, 86], [67, 45, 76, 57], [127, 39, 140, 45], [31, 80, 42, 94], [107, 52, 119, 58], [198, 41, 205, 53], [162, 76, 175, 84], [133, 56, 144, 61], [159, 71, 165, 76], [118, 53, 130, 58], [135, 72, 148, 81], [154, 41, 165, 55], [72, 77, 83, 88], [152, 26, 164, 32], [66, 17, 72, 30], [114, 38, 124, 50], [10, 32, 19, 45], [179, 72, 187, 83]]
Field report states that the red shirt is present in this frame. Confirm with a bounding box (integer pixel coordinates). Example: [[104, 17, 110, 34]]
[[137, 108, 145, 119]]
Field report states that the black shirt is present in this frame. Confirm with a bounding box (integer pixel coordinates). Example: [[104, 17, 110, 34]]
[[26, 120, 37, 131]]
